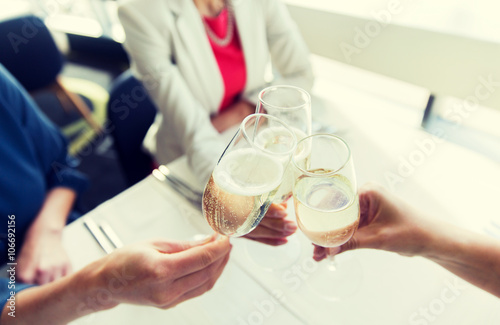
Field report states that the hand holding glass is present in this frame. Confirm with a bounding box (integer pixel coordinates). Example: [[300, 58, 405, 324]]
[[292, 134, 359, 300], [202, 114, 297, 237]]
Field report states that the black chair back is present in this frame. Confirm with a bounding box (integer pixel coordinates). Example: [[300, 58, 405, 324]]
[[107, 70, 157, 186], [0, 15, 63, 91]]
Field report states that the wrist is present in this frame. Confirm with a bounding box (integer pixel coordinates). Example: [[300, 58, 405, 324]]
[[27, 220, 64, 242], [73, 259, 120, 315], [418, 221, 463, 262], [30, 210, 66, 233]]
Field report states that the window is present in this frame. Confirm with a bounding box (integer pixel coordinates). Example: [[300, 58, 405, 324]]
[[284, 0, 500, 44]]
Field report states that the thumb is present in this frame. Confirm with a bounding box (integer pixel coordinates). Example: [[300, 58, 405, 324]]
[[313, 230, 369, 261], [338, 235, 360, 254], [152, 233, 219, 254], [339, 227, 377, 254], [266, 203, 287, 219]]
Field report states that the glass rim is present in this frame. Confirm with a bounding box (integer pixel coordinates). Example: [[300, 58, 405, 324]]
[[292, 133, 352, 177], [240, 113, 298, 156], [258, 85, 311, 112]]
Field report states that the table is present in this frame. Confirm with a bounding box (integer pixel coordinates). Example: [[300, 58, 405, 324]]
[[63, 70, 500, 325], [64, 175, 305, 325]]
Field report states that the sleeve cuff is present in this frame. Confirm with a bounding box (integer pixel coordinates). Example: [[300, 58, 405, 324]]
[[0, 278, 35, 315], [47, 157, 89, 195]]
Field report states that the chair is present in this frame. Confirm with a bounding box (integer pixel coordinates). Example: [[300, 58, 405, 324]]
[[0, 15, 102, 133], [107, 70, 157, 186]]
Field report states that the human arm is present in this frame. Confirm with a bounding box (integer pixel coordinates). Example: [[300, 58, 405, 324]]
[[16, 187, 76, 285], [244, 203, 297, 246], [210, 100, 254, 133], [0, 64, 88, 284], [313, 183, 500, 298], [1, 235, 231, 325], [118, 2, 226, 186]]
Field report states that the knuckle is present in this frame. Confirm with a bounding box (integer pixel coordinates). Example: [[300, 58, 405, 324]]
[[200, 250, 216, 267], [149, 291, 170, 307], [360, 182, 383, 199], [342, 237, 357, 252], [206, 279, 216, 291], [283, 222, 296, 233], [147, 259, 167, 279], [17, 273, 28, 282], [200, 269, 212, 283], [37, 267, 49, 277], [160, 303, 174, 310]]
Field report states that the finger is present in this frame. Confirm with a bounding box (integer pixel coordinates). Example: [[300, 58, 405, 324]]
[[259, 218, 297, 234], [246, 237, 288, 246], [327, 247, 341, 256], [36, 268, 52, 285], [17, 270, 35, 284], [160, 251, 230, 309], [313, 245, 327, 261], [152, 233, 218, 254], [49, 266, 64, 283], [62, 262, 73, 277], [165, 252, 230, 309], [164, 281, 213, 309], [169, 236, 231, 278], [358, 184, 383, 228], [17, 263, 36, 284], [265, 203, 287, 219], [172, 250, 230, 292], [337, 230, 377, 254], [245, 222, 295, 239]]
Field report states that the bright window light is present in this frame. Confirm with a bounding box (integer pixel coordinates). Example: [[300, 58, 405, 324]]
[[284, 0, 500, 44], [45, 15, 102, 38]]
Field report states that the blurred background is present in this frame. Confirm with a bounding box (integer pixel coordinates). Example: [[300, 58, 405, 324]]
[[1, 0, 498, 213]]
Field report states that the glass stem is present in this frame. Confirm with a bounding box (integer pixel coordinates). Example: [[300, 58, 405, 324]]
[[326, 253, 337, 271]]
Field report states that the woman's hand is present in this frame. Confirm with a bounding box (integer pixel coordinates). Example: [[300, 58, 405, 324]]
[[244, 203, 297, 246], [313, 183, 435, 261], [4, 235, 232, 325], [17, 187, 77, 285], [312, 182, 500, 298], [211, 100, 255, 133], [17, 229, 72, 285], [84, 234, 232, 311]]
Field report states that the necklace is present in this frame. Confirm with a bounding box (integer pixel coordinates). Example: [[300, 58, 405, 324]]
[[202, 0, 234, 47]]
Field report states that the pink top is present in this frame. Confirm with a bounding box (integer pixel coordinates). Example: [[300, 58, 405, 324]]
[[203, 9, 247, 112]]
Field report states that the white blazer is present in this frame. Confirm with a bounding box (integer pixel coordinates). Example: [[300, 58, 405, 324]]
[[118, 0, 314, 186]]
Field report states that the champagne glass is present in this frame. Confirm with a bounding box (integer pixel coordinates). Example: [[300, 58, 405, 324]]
[[247, 85, 312, 270], [292, 134, 360, 301], [256, 85, 312, 203], [202, 113, 297, 237]]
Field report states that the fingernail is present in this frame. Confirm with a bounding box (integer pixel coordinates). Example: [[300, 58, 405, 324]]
[[192, 234, 211, 242], [272, 209, 287, 217], [313, 251, 324, 260], [276, 204, 286, 210], [192, 233, 218, 244], [283, 222, 297, 234], [276, 239, 288, 245]]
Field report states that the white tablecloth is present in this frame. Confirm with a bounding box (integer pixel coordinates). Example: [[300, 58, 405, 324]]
[[63, 74, 500, 325]]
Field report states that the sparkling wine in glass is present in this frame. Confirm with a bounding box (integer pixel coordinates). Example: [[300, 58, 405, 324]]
[[256, 85, 312, 204], [244, 85, 312, 270], [202, 114, 297, 237], [292, 133, 360, 300]]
